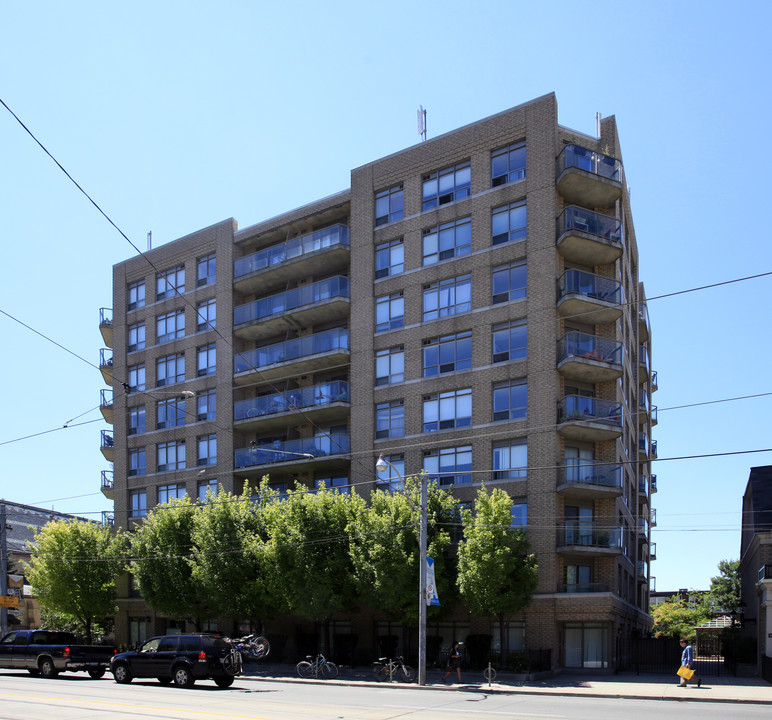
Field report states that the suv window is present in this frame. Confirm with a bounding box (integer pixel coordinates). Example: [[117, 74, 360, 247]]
[[157, 637, 179, 652], [178, 637, 201, 652], [140, 638, 161, 652]]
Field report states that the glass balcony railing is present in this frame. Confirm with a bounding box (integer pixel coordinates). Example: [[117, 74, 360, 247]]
[[559, 463, 622, 490], [100, 430, 114, 450], [639, 346, 650, 375], [234, 276, 349, 326], [651, 474, 658, 492], [558, 395, 623, 426], [234, 432, 350, 468], [558, 269, 623, 305], [637, 561, 647, 578], [235, 381, 349, 420], [100, 389, 113, 409], [234, 224, 349, 279], [99, 307, 113, 326], [558, 332, 624, 365], [559, 524, 622, 549], [99, 348, 113, 367], [638, 517, 649, 536], [557, 206, 622, 243], [650, 542, 657, 559], [557, 145, 622, 182], [234, 329, 349, 373], [101, 470, 114, 491], [557, 582, 610, 593]]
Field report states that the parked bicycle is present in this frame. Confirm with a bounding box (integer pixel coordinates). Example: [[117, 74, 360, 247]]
[[296, 653, 338, 679], [231, 635, 270, 662], [371, 656, 415, 683]]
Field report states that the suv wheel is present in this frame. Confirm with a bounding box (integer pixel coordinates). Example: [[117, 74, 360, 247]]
[[113, 663, 132, 684], [173, 664, 195, 688], [214, 675, 234, 688]]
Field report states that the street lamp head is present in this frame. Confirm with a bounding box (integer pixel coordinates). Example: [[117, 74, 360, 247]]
[[375, 455, 388, 473]]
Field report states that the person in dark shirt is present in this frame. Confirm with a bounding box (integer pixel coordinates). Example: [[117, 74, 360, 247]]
[[442, 641, 462, 684]]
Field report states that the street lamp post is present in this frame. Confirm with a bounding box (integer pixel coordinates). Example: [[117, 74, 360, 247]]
[[376, 455, 428, 686]]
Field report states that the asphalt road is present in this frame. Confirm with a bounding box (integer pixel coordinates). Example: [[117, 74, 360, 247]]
[[0, 671, 769, 720]]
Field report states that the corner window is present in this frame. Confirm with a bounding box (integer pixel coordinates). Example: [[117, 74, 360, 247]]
[[491, 142, 526, 187], [422, 162, 471, 210], [423, 388, 472, 432], [423, 445, 472, 486], [129, 488, 147, 516], [423, 331, 472, 377], [422, 217, 471, 265], [127, 363, 145, 392], [492, 320, 527, 363], [375, 400, 404, 439], [128, 449, 146, 478], [375, 346, 405, 386], [128, 406, 146, 436], [492, 262, 527, 304], [128, 280, 145, 311], [196, 299, 216, 331], [493, 380, 527, 421], [156, 265, 185, 300], [128, 322, 145, 352], [375, 238, 404, 279], [423, 275, 471, 320], [375, 292, 404, 332], [197, 253, 216, 287], [491, 201, 527, 245], [375, 184, 404, 226], [197, 343, 216, 377]]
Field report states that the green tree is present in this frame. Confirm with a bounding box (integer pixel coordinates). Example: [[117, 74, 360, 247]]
[[651, 594, 711, 640], [130, 495, 213, 629], [25, 519, 125, 644], [456, 487, 538, 659], [708, 559, 741, 614]]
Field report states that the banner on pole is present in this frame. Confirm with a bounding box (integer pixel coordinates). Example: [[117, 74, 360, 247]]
[[425, 557, 440, 606]]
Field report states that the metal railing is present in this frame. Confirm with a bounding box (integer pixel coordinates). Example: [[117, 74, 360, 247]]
[[557, 144, 622, 181], [557, 205, 622, 243], [235, 381, 349, 420], [558, 395, 623, 426], [558, 524, 622, 548], [558, 331, 624, 365], [559, 463, 622, 489], [558, 269, 623, 304], [234, 432, 350, 468], [234, 328, 349, 373]]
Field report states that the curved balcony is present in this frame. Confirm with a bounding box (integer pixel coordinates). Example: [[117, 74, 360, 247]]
[[234, 381, 350, 432], [234, 276, 350, 342], [557, 332, 624, 383], [99, 348, 114, 384], [234, 329, 349, 385], [556, 206, 623, 266], [558, 395, 623, 442], [557, 462, 623, 500], [556, 144, 623, 208], [100, 389, 114, 424], [100, 430, 114, 462], [557, 524, 623, 556], [99, 308, 113, 348], [234, 432, 350, 476], [100, 470, 114, 499], [557, 270, 623, 325], [234, 225, 349, 295]]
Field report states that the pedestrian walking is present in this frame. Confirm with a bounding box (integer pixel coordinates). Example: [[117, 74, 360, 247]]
[[442, 641, 462, 684], [678, 638, 701, 688]]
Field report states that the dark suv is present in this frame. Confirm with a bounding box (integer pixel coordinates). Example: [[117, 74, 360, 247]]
[[110, 634, 241, 688]]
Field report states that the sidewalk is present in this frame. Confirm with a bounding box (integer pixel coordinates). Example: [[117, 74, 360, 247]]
[[241, 662, 772, 704]]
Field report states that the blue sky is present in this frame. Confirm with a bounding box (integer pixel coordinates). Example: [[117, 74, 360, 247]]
[[1, 1, 770, 593]]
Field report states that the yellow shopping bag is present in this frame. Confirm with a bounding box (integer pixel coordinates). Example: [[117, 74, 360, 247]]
[[677, 665, 694, 680]]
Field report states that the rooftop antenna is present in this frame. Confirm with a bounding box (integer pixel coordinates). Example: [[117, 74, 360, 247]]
[[595, 112, 602, 139], [418, 105, 427, 142], [147, 231, 152, 251]]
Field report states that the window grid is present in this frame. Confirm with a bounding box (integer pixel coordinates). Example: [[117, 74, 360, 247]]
[[197, 253, 216, 287], [492, 320, 527, 363], [128, 280, 145, 311], [197, 434, 217, 466], [156, 398, 186, 429], [128, 406, 146, 436], [510, 502, 528, 528], [196, 298, 216, 331], [423, 331, 472, 377], [375, 400, 405, 439], [375, 292, 404, 332], [423, 275, 472, 321], [492, 262, 527, 304], [422, 162, 471, 210], [198, 478, 218, 501], [127, 363, 145, 392], [422, 217, 472, 265], [375, 346, 405, 386], [156, 310, 185, 344], [156, 266, 185, 300], [156, 353, 185, 387], [158, 483, 186, 503], [375, 184, 404, 226], [157, 441, 186, 472], [129, 489, 147, 517], [197, 389, 216, 421], [423, 388, 472, 432], [493, 441, 528, 481], [493, 380, 528, 422], [491, 201, 527, 245], [424, 445, 473, 486], [376, 454, 405, 491], [491, 142, 526, 187], [128, 322, 145, 352], [375, 238, 404, 279], [128, 448, 146, 477], [197, 343, 216, 376]]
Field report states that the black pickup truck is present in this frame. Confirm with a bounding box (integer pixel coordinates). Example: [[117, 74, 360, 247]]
[[0, 629, 115, 678]]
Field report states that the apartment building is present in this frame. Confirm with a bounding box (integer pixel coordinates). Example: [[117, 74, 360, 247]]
[[99, 92, 657, 669]]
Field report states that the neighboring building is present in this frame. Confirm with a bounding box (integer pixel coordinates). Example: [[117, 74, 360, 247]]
[[99, 92, 657, 668], [1, 500, 95, 631], [739, 465, 772, 674]]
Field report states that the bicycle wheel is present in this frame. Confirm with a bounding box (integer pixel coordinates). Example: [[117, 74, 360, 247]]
[[399, 665, 415, 683], [296, 661, 314, 678], [250, 636, 270, 659], [371, 663, 388, 681], [321, 661, 338, 679]]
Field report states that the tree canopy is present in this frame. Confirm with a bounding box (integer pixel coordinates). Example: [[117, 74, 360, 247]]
[[650, 594, 711, 640], [707, 559, 741, 614]]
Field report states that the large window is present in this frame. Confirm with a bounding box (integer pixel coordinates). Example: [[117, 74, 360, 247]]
[[491, 142, 526, 187], [198, 478, 218, 501], [422, 161, 471, 210], [156, 353, 185, 386], [197, 388, 216, 421], [491, 201, 527, 245], [424, 445, 472, 486], [128, 322, 145, 352], [376, 453, 405, 491], [492, 320, 527, 363], [375, 184, 404, 226], [375, 238, 404, 279], [564, 622, 608, 669], [510, 502, 527, 528], [197, 343, 216, 376], [565, 564, 594, 592], [197, 434, 217, 466], [156, 398, 185, 429], [196, 298, 216, 331], [493, 441, 527, 481], [128, 448, 146, 477], [423, 388, 472, 432], [156, 310, 185, 344], [423, 275, 471, 320], [158, 483, 186, 504], [128, 406, 146, 436], [129, 489, 147, 517], [127, 363, 145, 392], [375, 292, 404, 332], [423, 331, 472, 377], [128, 280, 145, 311], [157, 441, 186, 472], [375, 346, 405, 386], [493, 380, 527, 421], [492, 262, 527, 304], [422, 218, 471, 265], [314, 475, 350, 493], [156, 265, 185, 300], [197, 253, 216, 287], [376, 400, 404, 439]]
